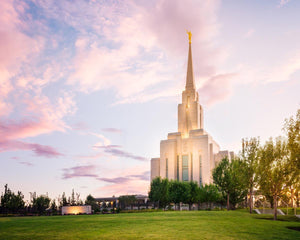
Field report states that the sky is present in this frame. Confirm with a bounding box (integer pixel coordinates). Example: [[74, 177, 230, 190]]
[[1, 0, 300, 202]]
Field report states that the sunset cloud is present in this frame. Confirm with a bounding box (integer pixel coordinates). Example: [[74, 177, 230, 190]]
[[0, 140, 63, 158], [62, 165, 98, 179], [199, 73, 238, 106], [94, 145, 148, 162]]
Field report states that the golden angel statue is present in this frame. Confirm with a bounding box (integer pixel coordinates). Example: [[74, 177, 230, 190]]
[[186, 31, 192, 43]]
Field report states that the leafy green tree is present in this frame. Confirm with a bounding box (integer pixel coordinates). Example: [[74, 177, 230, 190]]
[[149, 177, 161, 208], [187, 181, 199, 210], [213, 158, 248, 210], [159, 178, 170, 209], [61, 192, 68, 206], [168, 181, 190, 210], [284, 109, 300, 213], [149, 177, 170, 209], [50, 199, 57, 214], [257, 137, 291, 220], [200, 184, 221, 209], [32, 195, 51, 215], [241, 137, 260, 213], [0, 184, 25, 214], [118, 195, 137, 210], [71, 189, 76, 206], [85, 194, 100, 212]]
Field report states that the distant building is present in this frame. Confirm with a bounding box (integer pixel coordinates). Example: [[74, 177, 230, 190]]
[[151, 33, 233, 185], [61, 205, 91, 215]]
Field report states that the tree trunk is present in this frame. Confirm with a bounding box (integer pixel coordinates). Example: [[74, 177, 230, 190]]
[[249, 187, 253, 214], [273, 196, 277, 221], [291, 188, 296, 215], [189, 203, 191, 211], [227, 193, 230, 211]]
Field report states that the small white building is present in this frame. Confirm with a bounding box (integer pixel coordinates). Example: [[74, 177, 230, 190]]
[[151, 34, 233, 185], [61, 205, 91, 215]]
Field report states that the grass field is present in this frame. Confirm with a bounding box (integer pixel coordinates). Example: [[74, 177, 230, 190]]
[[0, 211, 299, 240]]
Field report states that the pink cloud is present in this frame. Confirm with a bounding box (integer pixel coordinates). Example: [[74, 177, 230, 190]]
[[94, 145, 148, 162], [199, 73, 238, 106], [0, 140, 63, 158], [0, 119, 60, 142], [65, 0, 226, 105], [62, 165, 98, 179]]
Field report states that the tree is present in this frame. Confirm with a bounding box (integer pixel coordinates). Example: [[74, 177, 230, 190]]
[[32, 195, 51, 215], [71, 189, 76, 206], [241, 137, 260, 213], [200, 184, 221, 209], [284, 109, 300, 213], [149, 177, 170, 209], [168, 181, 190, 210], [118, 195, 137, 210], [187, 181, 199, 210], [257, 137, 290, 220], [159, 178, 170, 209], [85, 194, 100, 212], [50, 199, 57, 214], [0, 184, 25, 214], [61, 192, 68, 206], [213, 158, 248, 210]]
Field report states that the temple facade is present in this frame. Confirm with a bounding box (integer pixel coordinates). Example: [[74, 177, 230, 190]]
[[151, 33, 233, 185]]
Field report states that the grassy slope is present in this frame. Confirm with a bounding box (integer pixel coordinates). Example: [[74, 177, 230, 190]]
[[0, 211, 299, 240]]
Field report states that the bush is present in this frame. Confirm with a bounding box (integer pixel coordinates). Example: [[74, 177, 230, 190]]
[[102, 208, 108, 214]]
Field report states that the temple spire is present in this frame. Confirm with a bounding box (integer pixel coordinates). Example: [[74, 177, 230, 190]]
[[185, 31, 195, 90]]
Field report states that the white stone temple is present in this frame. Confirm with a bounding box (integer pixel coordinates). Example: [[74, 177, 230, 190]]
[[151, 32, 234, 185]]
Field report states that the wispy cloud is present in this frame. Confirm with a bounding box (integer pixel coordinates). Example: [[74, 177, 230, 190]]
[[0, 140, 63, 158], [94, 145, 148, 162], [97, 171, 150, 184], [62, 165, 98, 179], [97, 177, 130, 184], [263, 52, 300, 83], [199, 73, 238, 106]]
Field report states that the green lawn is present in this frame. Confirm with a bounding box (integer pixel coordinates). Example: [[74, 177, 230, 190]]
[[0, 211, 299, 240]]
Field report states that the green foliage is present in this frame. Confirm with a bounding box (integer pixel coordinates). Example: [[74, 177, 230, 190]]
[[71, 189, 76, 206], [188, 181, 199, 207], [213, 158, 248, 210], [149, 177, 170, 209], [85, 194, 100, 212], [241, 137, 260, 213], [168, 180, 191, 209], [0, 184, 25, 214], [32, 195, 51, 215], [118, 195, 137, 210], [199, 184, 222, 209], [284, 109, 300, 172], [256, 137, 291, 220]]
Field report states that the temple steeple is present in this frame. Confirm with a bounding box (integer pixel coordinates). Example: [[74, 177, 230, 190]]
[[178, 31, 203, 136], [185, 31, 195, 91]]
